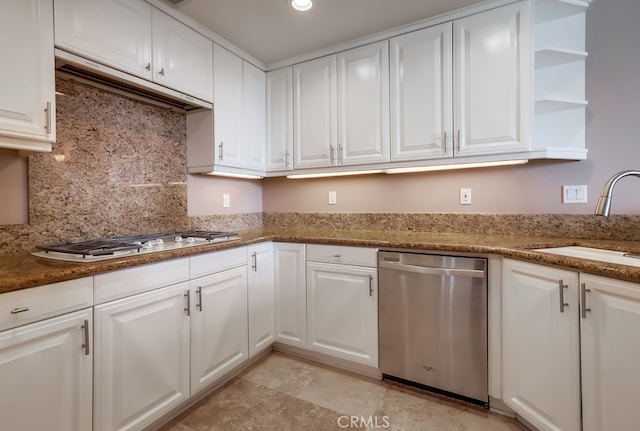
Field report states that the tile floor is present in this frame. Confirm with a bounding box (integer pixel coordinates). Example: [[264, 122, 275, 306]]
[[160, 352, 529, 431]]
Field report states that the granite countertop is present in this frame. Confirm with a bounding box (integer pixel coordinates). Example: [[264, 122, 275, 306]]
[[3, 227, 640, 294]]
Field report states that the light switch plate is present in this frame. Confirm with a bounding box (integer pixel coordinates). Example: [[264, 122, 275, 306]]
[[460, 188, 472, 205], [329, 191, 337, 205], [223, 194, 230, 208], [562, 185, 587, 204]]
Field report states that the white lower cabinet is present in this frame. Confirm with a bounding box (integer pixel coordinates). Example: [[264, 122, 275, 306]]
[[93, 282, 190, 431], [580, 273, 640, 431], [0, 308, 92, 431], [248, 243, 275, 357], [306, 261, 378, 367], [502, 258, 580, 431], [273, 242, 307, 347], [190, 265, 248, 394]]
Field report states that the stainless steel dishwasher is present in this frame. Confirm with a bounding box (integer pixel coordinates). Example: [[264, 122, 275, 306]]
[[378, 251, 488, 407]]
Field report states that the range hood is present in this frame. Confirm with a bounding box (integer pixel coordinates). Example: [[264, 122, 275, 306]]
[[54, 48, 212, 113]]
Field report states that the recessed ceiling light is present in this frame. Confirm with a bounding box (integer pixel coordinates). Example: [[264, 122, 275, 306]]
[[291, 0, 313, 12]]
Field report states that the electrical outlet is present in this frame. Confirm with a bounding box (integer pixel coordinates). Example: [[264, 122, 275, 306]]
[[223, 194, 230, 208], [460, 188, 472, 205], [329, 191, 337, 205]]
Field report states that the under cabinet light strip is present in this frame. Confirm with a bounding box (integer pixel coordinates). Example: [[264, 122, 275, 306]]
[[384, 159, 529, 174]]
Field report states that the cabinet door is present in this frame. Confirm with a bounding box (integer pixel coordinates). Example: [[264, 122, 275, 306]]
[[273, 243, 307, 347], [0, 309, 92, 431], [337, 41, 390, 165], [307, 262, 378, 367], [581, 274, 640, 431], [502, 259, 580, 431], [190, 266, 248, 394], [248, 243, 275, 357], [0, 0, 55, 147], [93, 283, 190, 431], [213, 44, 243, 168], [54, 0, 152, 79], [242, 61, 266, 170], [454, 2, 529, 156], [152, 9, 213, 103], [293, 55, 337, 169], [390, 23, 453, 161], [266, 67, 293, 172]]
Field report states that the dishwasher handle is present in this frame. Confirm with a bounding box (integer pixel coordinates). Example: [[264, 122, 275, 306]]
[[379, 260, 485, 278]]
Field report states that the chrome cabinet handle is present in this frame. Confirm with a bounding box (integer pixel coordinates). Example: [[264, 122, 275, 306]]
[[251, 252, 257, 271], [159, 68, 165, 76], [337, 144, 343, 165], [559, 280, 569, 313], [330, 145, 335, 164], [196, 287, 203, 311], [10, 306, 29, 315], [285, 151, 290, 167], [443, 131, 447, 153], [369, 275, 373, 297], [44, 101, 52, 135], [218, 142, 224, 161], [457, 129, 461, 153], [184, 291, 191, 316], [145, 62, 151, 71], [581, 283, 591, 319], [81, 319, 90, 356]]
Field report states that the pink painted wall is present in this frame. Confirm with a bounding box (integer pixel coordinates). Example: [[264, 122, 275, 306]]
[[187, 174, 263, 215]]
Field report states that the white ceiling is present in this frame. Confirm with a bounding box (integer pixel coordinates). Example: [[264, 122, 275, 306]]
[[163, 0, 486, 67]]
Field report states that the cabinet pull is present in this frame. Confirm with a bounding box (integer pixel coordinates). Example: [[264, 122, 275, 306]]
[[145, 62, 151, 71], [369, 275, 374, 297], [218, 142, 224, 161], [251, 252, 257, 271], [10, 306, 29, 315], [159, 67, 165, 76], [44, 101, 52, 134], [559, 280, 569, 313], [81, 319, 90, 356], [457, 129, 461, 153], [581, 283, 591, 319], [285, 151, 290, 167], [184, 291, 191, 316], [196, 287, 203, 311], [443, 131, 447, 153], [330, 145, 335, 164], [337, 144, 343, 165]]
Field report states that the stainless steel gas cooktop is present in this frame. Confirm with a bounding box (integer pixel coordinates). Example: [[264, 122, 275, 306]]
[[32, 231, 240, 262]]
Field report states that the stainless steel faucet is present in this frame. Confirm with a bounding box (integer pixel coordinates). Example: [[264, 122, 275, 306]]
[[595, 170, 640, 216]]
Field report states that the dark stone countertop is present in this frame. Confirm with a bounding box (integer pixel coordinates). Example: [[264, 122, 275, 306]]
[[3, 227, 640, 294]]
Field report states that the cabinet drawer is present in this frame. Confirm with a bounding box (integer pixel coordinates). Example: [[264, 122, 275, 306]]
[[190, 247, 247, 279], [0, 277, 93, 331], [306, 244, 377, 267], [94, 258, 189, 305]]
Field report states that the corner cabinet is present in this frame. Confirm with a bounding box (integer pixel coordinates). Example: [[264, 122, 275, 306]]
[[266, 67, 294, 173], [0, 0, 55, 153], [306, 245, 378, 367], [580, 274, 640, 431], [502, 258, 581, 431], [273, 242, 307, 347]]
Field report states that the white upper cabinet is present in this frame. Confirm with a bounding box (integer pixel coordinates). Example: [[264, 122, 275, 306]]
[[151, 9, 213, 102], [390, 23, 453, 161], [213, 44, 244, 169], [293, 55, 337, 169], [0, 0, 55, 153], [54, 0, 153, 79], [242, 61, 267, 171], [337, 41, 390, 166], [54, 0, 213, 103], [454, 1, 529, 156], [266, 67, 294, 172]]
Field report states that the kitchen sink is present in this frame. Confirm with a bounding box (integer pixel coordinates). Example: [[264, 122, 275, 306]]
[[534, 246, 640, 267]]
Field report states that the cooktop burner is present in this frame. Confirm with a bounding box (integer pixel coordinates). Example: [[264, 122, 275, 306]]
[[33, 231, 240, 262]]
